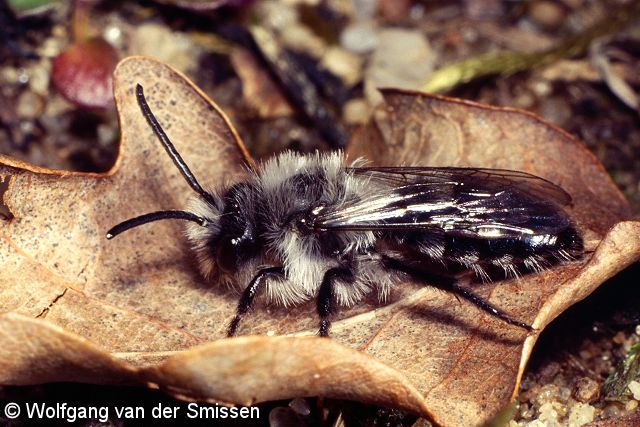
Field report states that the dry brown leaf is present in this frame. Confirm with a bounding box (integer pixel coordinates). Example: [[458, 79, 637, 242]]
[[142, 336, 431, 416], [0, 313, 135, 385], [346, 89, 640, 425], [1, 57, 639, 427]]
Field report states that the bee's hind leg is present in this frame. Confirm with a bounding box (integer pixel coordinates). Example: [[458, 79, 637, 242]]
[[381, 256, 533, 332], [317, 267, 354, 337], [447, 281, 534, 331], [227, 266, 284, 337]]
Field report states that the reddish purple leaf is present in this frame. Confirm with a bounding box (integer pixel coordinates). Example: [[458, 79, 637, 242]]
[[52, 37, 118, 109]]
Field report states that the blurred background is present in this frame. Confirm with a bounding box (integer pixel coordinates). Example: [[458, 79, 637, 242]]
[[1, 1, 639, 426]]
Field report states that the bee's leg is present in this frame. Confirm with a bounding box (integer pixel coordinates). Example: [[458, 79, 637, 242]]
[[227, 266, 284, 337], [381, 256, 533, 331], [317, 267, 354, 337], [447, 282, 533, 331]]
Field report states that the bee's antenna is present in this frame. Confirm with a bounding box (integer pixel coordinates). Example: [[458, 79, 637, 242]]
[[106, 210, 207, 239], [136, 84, 216, 205]]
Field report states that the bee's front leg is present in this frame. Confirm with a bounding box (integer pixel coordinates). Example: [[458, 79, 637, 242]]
[[316, 267, 354, 337], [227, 266, 284, 337]]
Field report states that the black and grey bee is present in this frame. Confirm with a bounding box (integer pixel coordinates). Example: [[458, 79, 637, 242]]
[[107, 84, 584, 337]]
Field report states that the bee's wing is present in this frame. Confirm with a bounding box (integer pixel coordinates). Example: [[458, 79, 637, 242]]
[[347, 166, 572, 205], [317, 167, 574, 238]]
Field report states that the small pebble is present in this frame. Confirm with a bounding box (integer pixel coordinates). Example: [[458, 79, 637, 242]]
[[38, 36, 64, 58], [534, 384, 563, 406], [97, 123, 118, 146], [364, 28, 433, 104], [567, 402, 596, 426], [288, 397, 310, 416], [601, 402, 624, 419], [130, 23, 197, 73], [515, 91, 535, 108], [343, 98, 371, 124], [341, 21, 379, 54], [629, 380, 640, 400], [103, 25, 124, 48], [257, 1, 298, 31], [16, 91, 44, 119], [531, 79, 552, 97], [28, 62, 51, 95], [52, 24, 66, 38], [573, 377, 600, 403], [537, 402, 559, 424], [529, 1, 566, 31], [321, 46, 362, 86], [0, 66, 19, 84]]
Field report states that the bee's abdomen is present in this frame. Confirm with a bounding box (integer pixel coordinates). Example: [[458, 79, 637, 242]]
[[392, 226, 583, 280]]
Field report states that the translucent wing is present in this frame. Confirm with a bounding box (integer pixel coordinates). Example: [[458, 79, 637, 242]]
[[316, 167, 574, 238], [347, 166, 572, 205]]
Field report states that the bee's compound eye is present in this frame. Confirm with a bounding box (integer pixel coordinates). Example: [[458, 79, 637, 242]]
[[216, 237, 238, 273], [295, 211, 318, 233]]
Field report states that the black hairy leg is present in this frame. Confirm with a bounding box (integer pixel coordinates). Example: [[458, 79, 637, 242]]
[[317, 267, 354, 337], [448, 282, 533, 330], [227, 266, 285, 337], [381, 256, 533, 331]]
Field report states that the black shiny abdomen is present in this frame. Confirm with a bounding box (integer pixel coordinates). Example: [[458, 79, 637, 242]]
[[391, 225, 583, 280]]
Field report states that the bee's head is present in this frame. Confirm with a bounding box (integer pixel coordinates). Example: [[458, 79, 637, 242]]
[[185, 183, 260, 277], [107, 83, 258, 279]]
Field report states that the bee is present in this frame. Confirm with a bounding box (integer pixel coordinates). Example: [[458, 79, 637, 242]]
[[107, 84, 584, 337]]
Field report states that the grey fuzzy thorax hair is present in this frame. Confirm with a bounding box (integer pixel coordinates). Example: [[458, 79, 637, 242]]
[[186, 151, 387, 307]]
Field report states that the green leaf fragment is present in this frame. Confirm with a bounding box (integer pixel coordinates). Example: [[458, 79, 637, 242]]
[[7, 0, 55, 13], [422, 1, 640, 93], [603, 342, 640, 401]]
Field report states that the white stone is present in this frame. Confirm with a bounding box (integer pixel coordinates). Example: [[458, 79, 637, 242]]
[[343, 98, 371, 124], [17, 91, 44, 118], [567, 402, 596, 427], [341, 21, 378, 54], [28, 61, 51, 96], [257, 0, 299, 31], [537, 402, 560, 426], [321, 46, 362, 86], [629, 380, 640, 400], [364, 28, 434, 105], [130, 23, 197, 73]]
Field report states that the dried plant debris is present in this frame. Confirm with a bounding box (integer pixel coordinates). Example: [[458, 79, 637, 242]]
[[422, 1, 640, 94], [0, 57, 639, 426], [603, 342, 640, 401], [249, 25, 349, 149]]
